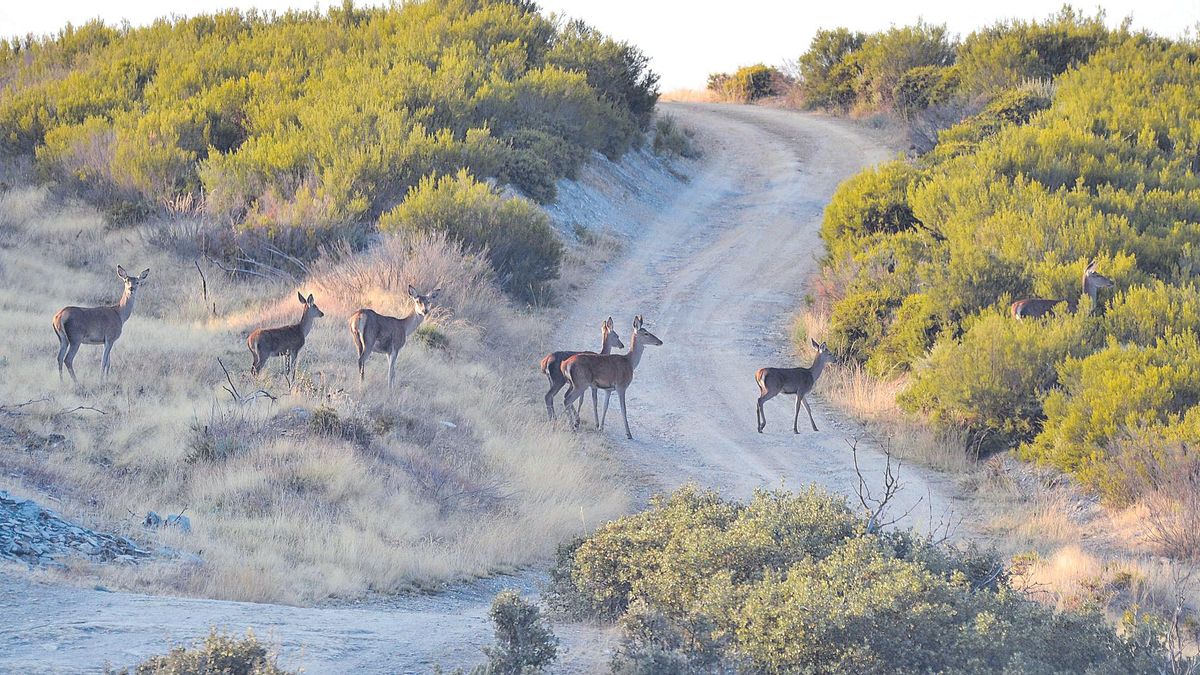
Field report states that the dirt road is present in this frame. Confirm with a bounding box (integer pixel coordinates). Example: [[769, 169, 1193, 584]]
[[1, 104, 962, 673]]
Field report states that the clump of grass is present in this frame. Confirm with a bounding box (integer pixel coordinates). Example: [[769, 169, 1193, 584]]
[[652, 114, 700, 159], [308, 405, 372, 447], [414, 323, 450, 350]]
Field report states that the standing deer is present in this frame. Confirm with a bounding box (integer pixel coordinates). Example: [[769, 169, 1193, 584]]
[[562, 316, 663, 440], [755, 338, 834, 434], [1010, 258, 1114, 320], [52, 265, 150, 383], [248, 292, 325, 378], [539, 317, 624, 422], [347, 285, 440, 388]]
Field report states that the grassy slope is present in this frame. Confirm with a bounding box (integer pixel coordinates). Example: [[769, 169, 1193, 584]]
[[0, 185, 630, 604]]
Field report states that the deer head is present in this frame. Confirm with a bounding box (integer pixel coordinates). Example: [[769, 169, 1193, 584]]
[[632, 315, 664, 346], [408, 285, 441, 317], [602, 316, 625, 350], [298, 291, 325, 319], [810, 338, 834, 366], [1082, 258, 1114, 295], [116, 265, 150, 299]]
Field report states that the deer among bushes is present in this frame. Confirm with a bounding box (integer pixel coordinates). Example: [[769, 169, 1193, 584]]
[[52, 265, 150, 383], [1011, 258, 1114, 320]]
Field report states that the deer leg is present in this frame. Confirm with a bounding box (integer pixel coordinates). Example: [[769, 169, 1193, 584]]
[[545, 376, 565, 421], [618, 388, 632, 440], [757, 389, 777, 433], [387, 349, 399, 390], [801, 396, 818, 432], [601, 390, 612, 429], [591, 386, 601, 429], [562, 385, 584, 430], [56, 335, 70, 381], [101, 340, 113, 380], [64, 341, 80, 384], [793, 394, 802, 434]]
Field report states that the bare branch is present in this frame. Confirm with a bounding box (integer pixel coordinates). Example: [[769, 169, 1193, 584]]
[[0, 397, 50, 415], [217, 357, 276, 405], [53, 405, 108, 417], [849, 437, 920, 534]]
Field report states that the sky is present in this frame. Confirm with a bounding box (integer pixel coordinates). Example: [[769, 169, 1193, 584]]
[[3, 1, 1198, 89]]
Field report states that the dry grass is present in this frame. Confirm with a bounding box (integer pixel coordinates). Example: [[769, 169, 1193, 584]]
[[0, 187, 631, 604], [659, 88, 719, 103]]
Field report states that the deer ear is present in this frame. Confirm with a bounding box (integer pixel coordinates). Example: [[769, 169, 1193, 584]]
[[1086, 258, 1097, 272], [307, 293, 315, 305], [606, 317, 614, 329], [117, 265, 128, 279], [429, 288, 442, 299], [633, 315, 642, 330], [821, 341, 828, 352], [139, 268, 150, 280], [298, 291, 306, 304], [408, 284, 418, 297], [810, 337, 820, 350]]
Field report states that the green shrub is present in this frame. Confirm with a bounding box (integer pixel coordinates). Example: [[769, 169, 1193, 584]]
[[827, 289, 901, 364], [112, 628, 292, 674], [796, 28, 865, 111], [821, 160, 922, 257], [378, 170, 562, 301], [867, 292, 943, 374], [899, 312, 1097, 448], [483, 590, 558, 674], [414, 323, 450, 350], [550, 485, 1162, 674], [707, 64, 782, 102], [893, 64, 960, 118], [930, 87, 1053, 162]]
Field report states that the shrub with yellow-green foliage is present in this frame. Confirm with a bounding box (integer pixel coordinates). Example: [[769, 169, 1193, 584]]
[[548, 486, 1166, 673], [378, 170, 561, 300], [0, 0, 657, 288], [113, 629, 292, 675], [706, 64, 784, 102], [810, 35, 1200, 499]]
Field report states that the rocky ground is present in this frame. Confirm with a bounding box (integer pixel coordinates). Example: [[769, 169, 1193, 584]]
[[1, 490, 150, 567]]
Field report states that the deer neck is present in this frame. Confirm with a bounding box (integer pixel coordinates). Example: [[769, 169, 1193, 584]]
[[809, 355, 829, 382], [600, 333, 613, 355], [117, 287, 136, 323], [626, 334, 648, 370], [299, 308, 316, 336], [405, 310, 426, 337]]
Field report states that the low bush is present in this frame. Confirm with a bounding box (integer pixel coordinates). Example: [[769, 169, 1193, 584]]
[[378, 170, 562, 301], [652, 115, 699, 159], [112, 628, 292, 674], [821, 160, 922, 258], [549, 485, 1163, 674], [707, 64, 783, 102], [482, 591, 559, 674]]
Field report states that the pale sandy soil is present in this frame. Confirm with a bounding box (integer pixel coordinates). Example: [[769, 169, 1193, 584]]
[[1, 103, 964, 674]]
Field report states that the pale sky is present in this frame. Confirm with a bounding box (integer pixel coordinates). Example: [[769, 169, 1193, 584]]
[[2, 1, 1198, 89]]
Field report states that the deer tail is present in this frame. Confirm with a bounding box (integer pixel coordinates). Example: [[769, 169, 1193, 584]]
[[539, 353, 553, 375]]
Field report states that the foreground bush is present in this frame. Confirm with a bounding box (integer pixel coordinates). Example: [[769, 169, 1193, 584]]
[[114, 629, 292, 674], [483, 591, 558, 674], [549, 486, 1161, 673], [378, 170, 562, 300]]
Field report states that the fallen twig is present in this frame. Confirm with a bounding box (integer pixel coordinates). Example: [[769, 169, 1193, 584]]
[[53, 405, 108, 417], [0, 397, 50, 415]]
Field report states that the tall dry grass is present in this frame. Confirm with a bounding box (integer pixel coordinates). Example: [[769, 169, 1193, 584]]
[[0, 187, 631, 604]]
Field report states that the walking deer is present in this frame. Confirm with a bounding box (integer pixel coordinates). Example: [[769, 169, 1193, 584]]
[[755, 339, 833, 434], [1011, 258, 1114, 320], [348, 285, 440, 388], [52, 265, 150, 383], [539, 317, 624, 422], [562, 316, 663, 440], [248, 292, 325, 378]]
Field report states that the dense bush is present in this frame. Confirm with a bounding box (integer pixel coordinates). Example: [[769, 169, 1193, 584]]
[[482, 590, 558, 674], [378, 170, 562, 299], [113, 629, 292, 674], [549, 486, 1164, 673], [707, 64, 783, 102], [810, 36, 1200, 498]]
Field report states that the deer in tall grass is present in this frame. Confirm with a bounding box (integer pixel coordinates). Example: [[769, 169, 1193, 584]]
[[1010, 258, 1114, 320], [539, 317, 624, 422], [562, 316, 663, 440], [755, 338, 833, 434], [348, 285, 440, 389], [248, 292, 325, 378], [52, 265, 150, 383]]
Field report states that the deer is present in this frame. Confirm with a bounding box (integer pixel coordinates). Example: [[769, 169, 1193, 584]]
[[539, 317, 625, 422], [562, 316, 663, 440], [348, 285, 441, 389], [52, 265, 150, 383], [755, 338, 834, 434], [1010, 258, 1114, 320], [247, 292, 325, 378]]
